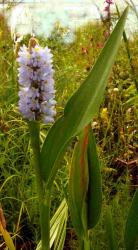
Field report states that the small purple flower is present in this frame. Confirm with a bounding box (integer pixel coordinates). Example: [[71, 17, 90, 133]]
[[104, 5, 110, 12], [17, 39, 56, 124], [105, 0, 113, 4]]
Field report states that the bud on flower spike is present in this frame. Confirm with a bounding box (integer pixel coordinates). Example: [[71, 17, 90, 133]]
[[17, 38, 56, 124], [105, 0, 113, 4]]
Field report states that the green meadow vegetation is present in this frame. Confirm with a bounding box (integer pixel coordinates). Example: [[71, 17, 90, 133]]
[[0, 5, 138, 250]]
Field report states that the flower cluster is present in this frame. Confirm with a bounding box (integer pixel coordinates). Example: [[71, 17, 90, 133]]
[[17, 39, 56, 124]]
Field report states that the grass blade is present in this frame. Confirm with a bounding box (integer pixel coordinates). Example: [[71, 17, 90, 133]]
[[105, 207, 118, 250]]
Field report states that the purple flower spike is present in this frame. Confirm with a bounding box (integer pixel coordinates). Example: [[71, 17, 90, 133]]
[[17, 39, 56, 124], [105, 0, 113, 4]]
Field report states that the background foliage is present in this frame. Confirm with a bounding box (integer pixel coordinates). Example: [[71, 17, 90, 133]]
[[0, 6, 137, 249]]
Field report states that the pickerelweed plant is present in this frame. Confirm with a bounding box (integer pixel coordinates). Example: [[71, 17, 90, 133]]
[[14, 7, 137, 250], [17, 37, 56, 250]]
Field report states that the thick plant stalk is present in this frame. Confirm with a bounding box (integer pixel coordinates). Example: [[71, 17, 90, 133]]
[[29, 121, 50, 250], [40, 191, 51, 250], [79, 237, 91, 250]]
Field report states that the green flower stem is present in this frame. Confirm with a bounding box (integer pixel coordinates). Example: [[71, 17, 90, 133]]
[[40, 190, 51, 250], [79, 237, 91, 250], [29, 121, 50, 250]]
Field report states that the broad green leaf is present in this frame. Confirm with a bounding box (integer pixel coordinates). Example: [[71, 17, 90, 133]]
[[105, 207, 118, 250], [87, 125, 102, 229], [40, 8, 128, 185], [124, 189, 138, 250], [68, 128, 89, 238]]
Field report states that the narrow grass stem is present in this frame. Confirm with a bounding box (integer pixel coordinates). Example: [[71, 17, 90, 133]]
[[29, 121, 50, 250], [102, 99, 116, 150], [116, 4, 138, 92]]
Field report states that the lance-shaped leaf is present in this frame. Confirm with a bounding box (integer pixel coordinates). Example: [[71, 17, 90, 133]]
[[87, 125, 102, 229], [69, 128, 89, 238], [124, 189, 138, 250], [40, 8, 128, 185]]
